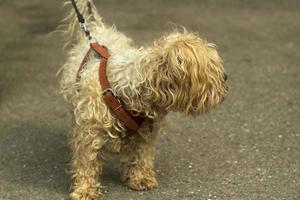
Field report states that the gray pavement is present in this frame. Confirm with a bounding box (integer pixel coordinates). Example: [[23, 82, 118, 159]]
[[0, 0, 299, 199]]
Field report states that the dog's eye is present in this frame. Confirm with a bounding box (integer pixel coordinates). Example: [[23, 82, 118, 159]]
[[224, 73, 228, 81]]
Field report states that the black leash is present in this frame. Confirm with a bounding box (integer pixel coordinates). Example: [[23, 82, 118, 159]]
[[70, 0, 92, 40]]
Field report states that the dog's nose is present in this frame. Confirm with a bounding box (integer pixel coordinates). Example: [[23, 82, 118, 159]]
[[224, 73, 228, 81]]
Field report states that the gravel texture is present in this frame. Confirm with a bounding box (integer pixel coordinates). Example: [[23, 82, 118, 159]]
[[0, 0, 299, 199]]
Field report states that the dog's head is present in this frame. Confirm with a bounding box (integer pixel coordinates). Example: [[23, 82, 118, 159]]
[[144, 31, 228, 115]]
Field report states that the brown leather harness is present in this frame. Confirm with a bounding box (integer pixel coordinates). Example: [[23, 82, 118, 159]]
[[76, 42, 144, 136], [70, 0, 143, 136]]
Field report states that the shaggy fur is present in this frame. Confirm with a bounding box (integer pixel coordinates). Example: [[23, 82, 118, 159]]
[[59, 0, 228, 199]]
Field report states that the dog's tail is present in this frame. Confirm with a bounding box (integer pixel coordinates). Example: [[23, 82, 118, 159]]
[[60, 0, 104, 47]]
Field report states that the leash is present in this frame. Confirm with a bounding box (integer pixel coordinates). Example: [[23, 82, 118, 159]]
[[70, 0, 144, 136], [70, 0, 92, 40]]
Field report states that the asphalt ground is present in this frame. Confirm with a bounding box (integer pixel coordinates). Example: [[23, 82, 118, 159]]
[[0, 0, 299, 200]]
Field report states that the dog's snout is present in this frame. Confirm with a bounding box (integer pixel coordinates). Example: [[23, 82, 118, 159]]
[[224, 73, 228, 81]]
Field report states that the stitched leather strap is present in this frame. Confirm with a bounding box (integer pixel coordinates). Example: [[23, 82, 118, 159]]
[[76, 42, 143, 135], [102, 91, 142, 134], [76, 48, 92, 81]]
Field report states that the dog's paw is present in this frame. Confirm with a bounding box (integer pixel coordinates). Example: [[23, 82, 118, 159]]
[[127, 176, 158, 191], [70, 188, 102, 200]]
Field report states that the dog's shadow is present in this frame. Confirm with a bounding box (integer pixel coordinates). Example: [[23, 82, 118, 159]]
[[0, 121, 125, 195]]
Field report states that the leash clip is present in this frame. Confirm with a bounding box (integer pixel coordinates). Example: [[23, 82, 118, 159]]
[[80, 22, 88, 33], [70, 0, 92, 40], [79, 22, 92, 41]]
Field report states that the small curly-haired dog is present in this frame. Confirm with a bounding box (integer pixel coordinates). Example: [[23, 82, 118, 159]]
[[59, 0, 228, 199]]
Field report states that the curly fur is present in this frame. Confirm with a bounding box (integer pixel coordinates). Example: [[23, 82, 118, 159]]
[[59, 0, 228, 199]]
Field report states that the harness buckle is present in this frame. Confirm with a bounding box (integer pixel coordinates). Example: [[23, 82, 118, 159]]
[[102, 88, 122, 112], [103, 88, 116, 97]]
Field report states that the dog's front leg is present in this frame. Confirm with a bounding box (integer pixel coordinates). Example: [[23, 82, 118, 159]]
[[69, 124, 105, 200], [120, 129, 159, 191]]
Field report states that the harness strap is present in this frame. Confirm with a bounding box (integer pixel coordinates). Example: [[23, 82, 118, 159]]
[[76, 48, 92, 81], [76, 42, 144, 136]]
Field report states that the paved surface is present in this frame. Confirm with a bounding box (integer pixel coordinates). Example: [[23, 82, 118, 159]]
[[0, 0, 299, 199]]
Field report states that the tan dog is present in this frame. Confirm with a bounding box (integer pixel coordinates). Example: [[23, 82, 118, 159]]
[[59, 0, 228, 199]]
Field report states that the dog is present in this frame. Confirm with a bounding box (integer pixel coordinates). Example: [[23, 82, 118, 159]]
[[59, 0, 228, 199]]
